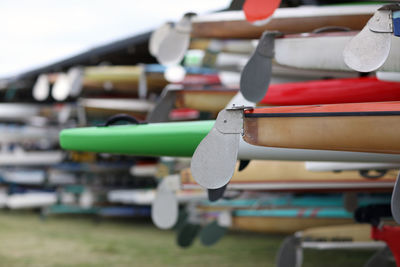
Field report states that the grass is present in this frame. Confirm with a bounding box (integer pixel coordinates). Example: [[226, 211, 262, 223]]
[[0, 211, 390, 267]]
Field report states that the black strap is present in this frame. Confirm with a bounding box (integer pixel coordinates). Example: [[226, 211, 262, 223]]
[[359, 170, 388, 179], [99, 114, 143, 127]]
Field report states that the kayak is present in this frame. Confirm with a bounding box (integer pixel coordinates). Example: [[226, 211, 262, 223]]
[[197, 195, 391, 209], [48, 65, 168, 95], [191, 4, 378, 39], [174, 77, 400, 113], [60, 120, 400, 163], [79, 98, 155, 121], [191, 103, 400, 189], [243, 102, 400, 154], [274, 31, 400, 72], [231, 207, 354, 234], [181, 160, 397, 192], [305, 162, 400, 172]]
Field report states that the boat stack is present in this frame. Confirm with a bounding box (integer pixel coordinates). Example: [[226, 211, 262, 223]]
[[1, 0, 400, 266]]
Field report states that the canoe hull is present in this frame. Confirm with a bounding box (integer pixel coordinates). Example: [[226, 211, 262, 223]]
[[244, 102, 400, 154], [232, 217, 353, 234]]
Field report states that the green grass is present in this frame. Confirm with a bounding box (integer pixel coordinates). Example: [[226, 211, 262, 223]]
[[0, 211, 389, 267]]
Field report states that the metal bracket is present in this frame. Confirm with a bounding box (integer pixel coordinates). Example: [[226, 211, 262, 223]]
[[191, 109, 243, 189], [175, 13, 196, 34], [368, 10, 393, 33]]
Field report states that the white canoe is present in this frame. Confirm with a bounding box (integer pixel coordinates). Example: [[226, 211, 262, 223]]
[[6, 192, 57, 209], [305, 162, 400, 172], [274, 31, 400, 72], [237, 137, 400, 163], [0, 151, 64, 166], [108, 189, 206, 205]]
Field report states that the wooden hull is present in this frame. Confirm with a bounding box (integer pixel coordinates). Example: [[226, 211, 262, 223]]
[[181, 160, 397, 192], [232, 208, 354, 234], [49, 66, 168, 96], [300, 224, 372, 242], [243, 102, 400, 154], [176, 89, 237, 113], [191, 5, 377, 39]]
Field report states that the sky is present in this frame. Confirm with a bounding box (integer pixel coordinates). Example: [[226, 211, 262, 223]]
[[0, 0, 231, 78]]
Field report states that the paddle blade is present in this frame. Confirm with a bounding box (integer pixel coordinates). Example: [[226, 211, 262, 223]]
[[191, 109, 242, 189], [146, 89, 177, 123], [243, 0, 281, 25], [343, 10, 392, 72], [240, 31, 275, 102], [276, 236, 302, 267], [52, 73, 71, 101], [364, 246, 392, 267], [33, 74, 50, 101], [149, 22, 173, 57], [151, 179, 178, 229], [199, 221, 228, 246], [157, 14, 193, 66], [391, 171, 400, 224], [238, 160, 250, 171], [344, 192, 358, 213], [208, 184, 227, 202], [176, 222, 201, 248], [67, 67, 84, 98]]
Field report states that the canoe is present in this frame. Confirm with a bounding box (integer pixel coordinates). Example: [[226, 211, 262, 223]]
[[244, 102, 400, 154], [174, 77, 400, 113], [1, 170, 46, 185], [300, 224, 374, 242], [98, 206, 151, 217], [60, 120, 400, 162], [231, 208, 354, 234], [197, 195, 391, 210], [48, 66, 168, 96], [0, 151, 64, 166], [42, 204, 99, 215], [191, 4, 378, 39], [274, 31, 400, 72], [6, 192, 57, 209], [107, 189, 206, 205], [181, 160, 397, 192], [79, 98, 155, 121]]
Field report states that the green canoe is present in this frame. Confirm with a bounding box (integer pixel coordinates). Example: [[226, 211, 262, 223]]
[[60, 121, 214, 157]]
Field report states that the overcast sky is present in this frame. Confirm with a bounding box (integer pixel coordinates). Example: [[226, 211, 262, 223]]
[[0, 0, 231, 78]]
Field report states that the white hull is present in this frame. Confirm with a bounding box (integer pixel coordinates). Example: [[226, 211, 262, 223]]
[[2, 170, 45, 185], [193, 5, 379, 23], [275, 34, 400, 72], [0, 151, 63, 166], [237, 137, 400, 163], [108, 189, 206, 205], [6, 192, 57, 209], [305, 162, 400, 172]]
